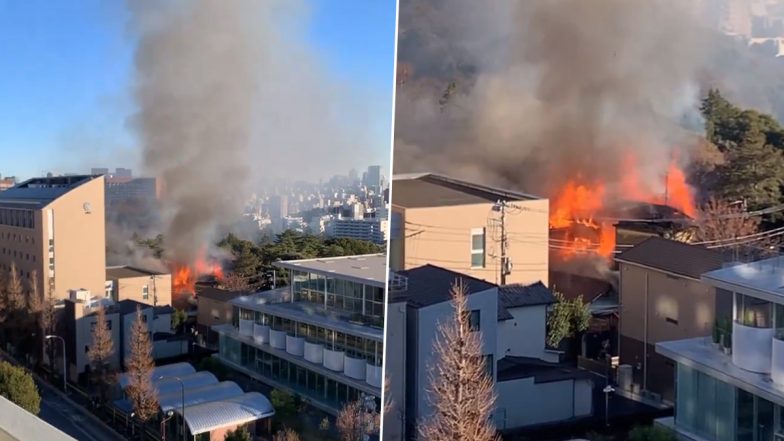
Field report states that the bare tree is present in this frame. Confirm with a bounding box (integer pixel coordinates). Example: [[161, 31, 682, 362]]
[[697, 197, 779, 259], [419, 280, 500, 441], [337, 400, 366, 441], [3, 263, 26, 349], [39, 286, 57, 369], [126, 306, 158, 434], [87, 305, 114, 404], [272, 428, 301, 441], [220, 271, 252, 292]]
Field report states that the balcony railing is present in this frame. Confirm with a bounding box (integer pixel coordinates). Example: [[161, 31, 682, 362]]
[[229, 323, 382, 388], [732, 321, 774, 374]]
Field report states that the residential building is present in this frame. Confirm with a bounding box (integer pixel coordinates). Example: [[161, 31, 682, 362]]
[[0, 175, 106, 300], [62, 295, 184, 383], [105, 265, 172, 307], [386, 265, 593, 440], [213, 254, 385, 415], [616, 237, 724, 402], [655, 255, 784, 441], [115, 362, 275, 441], [389, 173, 549, 286], [327, 218, 388, 244], [196, 286, 247, 348]]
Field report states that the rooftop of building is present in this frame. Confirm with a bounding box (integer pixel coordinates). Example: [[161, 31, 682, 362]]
[[615, 236, 725, 280], [105, 265, 166, 280], [701, 255, 784, 300], [0, 396, 76, 441], [497, 282, 556, 321], [389, 264, 497, 309], [115, 362, 273, 435], [274, 254, 386, 287], [231, 288, 384, 340], [196, 284, 249, 302], [550, 270, 616, 304], [497, 356, 595, 383], [391, 173, 541, 209], [0, 175, 101, 209]]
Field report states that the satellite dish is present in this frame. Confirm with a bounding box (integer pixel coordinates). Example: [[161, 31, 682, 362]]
[[83, 202, 92, 214]]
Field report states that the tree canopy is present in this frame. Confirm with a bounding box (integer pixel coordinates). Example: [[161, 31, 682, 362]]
[[0, 360, 41, 415], [699, 90, 784, 213]]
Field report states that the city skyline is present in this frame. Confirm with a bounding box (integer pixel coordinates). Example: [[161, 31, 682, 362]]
[[0, 0, 396, 180]]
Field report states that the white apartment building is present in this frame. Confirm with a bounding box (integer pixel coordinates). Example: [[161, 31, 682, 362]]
[[385, 265, 593, 441], [327, 218, 388, 245], [657, 256, 784, 441], [213, 254, 385, 415]]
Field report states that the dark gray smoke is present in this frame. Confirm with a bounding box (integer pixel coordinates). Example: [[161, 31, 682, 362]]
[[126, 0, 381, 263], [395, 0, 710, 197]]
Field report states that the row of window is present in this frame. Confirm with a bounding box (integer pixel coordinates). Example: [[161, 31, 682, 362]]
[[1, 247, 39, 264], [0, 232, 35, 244], [234, 307, 383, 364], [0, 209, 34, 229], [220, 336, 379, 410], [0, 263, 37, 280], [291, 271, 385, 321]]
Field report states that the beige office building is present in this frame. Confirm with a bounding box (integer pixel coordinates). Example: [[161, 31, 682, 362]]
[[390, 173, 549, 286], [0, 175, 106, 300]]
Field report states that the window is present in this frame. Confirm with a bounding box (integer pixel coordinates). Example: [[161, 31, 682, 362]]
[[471, 228, 485, 268], [90, 320, 112, 331], [465, 310, 481, 332], [142, 285, 149, 300]]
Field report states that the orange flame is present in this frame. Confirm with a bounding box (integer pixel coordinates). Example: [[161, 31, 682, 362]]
[[549, 152, 695, 260], [171, 249, 224, 295]]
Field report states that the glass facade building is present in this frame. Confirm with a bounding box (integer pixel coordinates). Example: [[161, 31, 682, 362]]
[[214, 255, 385, 415]]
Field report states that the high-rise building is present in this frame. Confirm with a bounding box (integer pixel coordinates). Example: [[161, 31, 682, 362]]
[[269, 195, 288, 228], [91, 167, 109, 175], [366, 165, 382, 191], [0, 175, 106, 300], [214, 254, 385, 415]]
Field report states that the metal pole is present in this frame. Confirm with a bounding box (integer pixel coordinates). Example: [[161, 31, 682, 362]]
[[159, 375, 186, 441], [45, 335, 66, 392], [500, 201, 507, 286]]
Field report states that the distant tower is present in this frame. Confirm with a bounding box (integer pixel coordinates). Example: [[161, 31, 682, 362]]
[[366, 165, 382, 192]]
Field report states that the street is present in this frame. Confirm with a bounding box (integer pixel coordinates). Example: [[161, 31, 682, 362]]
[[36, 380, 125, 441]]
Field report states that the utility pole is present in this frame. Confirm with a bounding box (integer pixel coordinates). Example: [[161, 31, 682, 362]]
[[494, 200, 512, 285]]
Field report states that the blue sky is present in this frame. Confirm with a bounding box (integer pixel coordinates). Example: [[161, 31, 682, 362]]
[[0, 0, 397, 180]]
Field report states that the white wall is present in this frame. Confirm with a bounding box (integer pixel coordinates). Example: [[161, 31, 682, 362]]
[[74, 311, 121, 378], [414, 287, 498, 428], [497, 305, 548, 359], [574, 379, 593, 417], [495, 378, 577, 429], [383, 301, 407, 441], [121, 308, 154, 367]]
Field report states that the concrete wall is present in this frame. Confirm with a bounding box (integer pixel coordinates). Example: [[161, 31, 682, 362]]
[[383, 300, 407, 441], [71, 305, 121, 379], [496, 378, 583, 429], [497, 305, 548, 359], [113, 274, 172, 307], [410, 287, 498, 430], [48, 176, 106, 299], [197, 296, 235, 329], [391, 199, 549, 286], [619, 263, 714, 399], [619, 263, 714, 345]]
